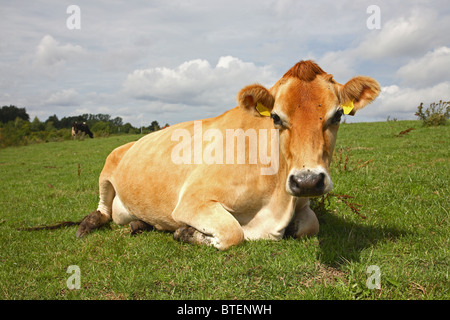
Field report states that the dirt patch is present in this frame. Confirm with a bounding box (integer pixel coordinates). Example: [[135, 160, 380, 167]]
[[300, 263, 347, 288]]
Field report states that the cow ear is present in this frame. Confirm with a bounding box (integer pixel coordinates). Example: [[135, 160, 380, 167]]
[[339, 76, 380, 115], [237, 84, 275, 117]]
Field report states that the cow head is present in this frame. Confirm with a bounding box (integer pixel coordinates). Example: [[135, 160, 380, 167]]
[[238, 60, 380, 197]]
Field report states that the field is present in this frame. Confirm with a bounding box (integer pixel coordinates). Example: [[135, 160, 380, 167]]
[[0, 120, 448, 300]]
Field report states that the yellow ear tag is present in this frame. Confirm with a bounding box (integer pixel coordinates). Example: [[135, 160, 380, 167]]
[[342, 100, 354, 115], [256, 102, 271, 117]]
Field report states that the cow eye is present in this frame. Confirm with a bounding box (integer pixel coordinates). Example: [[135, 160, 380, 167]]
[[332, 109, 343, 124], [271, 113, 283, 127]]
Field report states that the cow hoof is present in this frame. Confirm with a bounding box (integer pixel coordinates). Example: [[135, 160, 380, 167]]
[[173, 226, 196, 243], [130, 220, 153, 236], [75, 210, 109, 238], [174, 226, 214, 246]]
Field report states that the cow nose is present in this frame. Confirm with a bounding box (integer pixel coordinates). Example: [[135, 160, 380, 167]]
[[288, 171, 326, 197]]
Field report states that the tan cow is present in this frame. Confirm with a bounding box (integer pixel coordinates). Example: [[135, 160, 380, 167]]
[[76, 60, 380, 250]]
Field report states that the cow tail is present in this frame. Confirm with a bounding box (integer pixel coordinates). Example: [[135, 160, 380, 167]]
[[17, 220, 82, 231]]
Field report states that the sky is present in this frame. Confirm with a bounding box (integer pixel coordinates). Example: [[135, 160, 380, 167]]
[[1, 0, 449, 127]]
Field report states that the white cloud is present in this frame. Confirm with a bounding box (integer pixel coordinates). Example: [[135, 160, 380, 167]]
[[317, 50, 357, 83], [318, 6, 449, 79], [314, 6, 450, 123], [396, 46, 450, 88], [356, 8, 443, 60], [1, 1, 450, 127], [32, 35, 85, 73], [123, 56, 277, 107], [45, 88, 80, 106], [355, 82, 450, 122], [355, 44, 450, 122]]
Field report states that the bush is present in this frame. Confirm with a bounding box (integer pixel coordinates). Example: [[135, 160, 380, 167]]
[[415, 100, 450, 126], [0, 118, 72, 148], [91, 121, 112, 137], [0, 110, 167, 148]]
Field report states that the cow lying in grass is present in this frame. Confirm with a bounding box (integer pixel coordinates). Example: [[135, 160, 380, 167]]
[[76, 60, 380, 250]]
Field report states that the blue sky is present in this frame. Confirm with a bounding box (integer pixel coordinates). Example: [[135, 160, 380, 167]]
[[1, 0, 449, 126]]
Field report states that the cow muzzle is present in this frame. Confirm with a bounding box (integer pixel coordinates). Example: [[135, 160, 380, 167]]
[[287, 168, 332, 197]]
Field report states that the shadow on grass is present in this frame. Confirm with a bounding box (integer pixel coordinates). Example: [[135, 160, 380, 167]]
[[314, 207, 408, 268]]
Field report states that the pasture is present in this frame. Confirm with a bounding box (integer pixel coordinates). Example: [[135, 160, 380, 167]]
[[0, 120, 448, 300]]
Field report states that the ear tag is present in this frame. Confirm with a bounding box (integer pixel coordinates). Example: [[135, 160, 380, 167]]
[[342, 100, 354, 115], [256, 102, 271, 117]]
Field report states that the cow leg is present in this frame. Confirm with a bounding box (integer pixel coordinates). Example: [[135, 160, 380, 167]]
[[76, 178, 114, 238], [285, 200, 319, 238], [130, 220, 154, 235], [172, 200, 244, 250], [111, 195, 138, 225], [111, 195, 154, 235], [76, 141, 136, 238], [75, 210, 110, 238]]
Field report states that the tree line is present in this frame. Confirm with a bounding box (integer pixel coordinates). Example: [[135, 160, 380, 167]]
[[0, 105, 169, 148]]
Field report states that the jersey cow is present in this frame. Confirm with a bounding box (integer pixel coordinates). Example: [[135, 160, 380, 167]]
[[76, 60, 380, 250], [72, 122, 94, 139]]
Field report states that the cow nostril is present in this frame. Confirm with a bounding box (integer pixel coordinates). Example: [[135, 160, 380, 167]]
[[315, 173, 325, 191], [289, 175, 301, 192]]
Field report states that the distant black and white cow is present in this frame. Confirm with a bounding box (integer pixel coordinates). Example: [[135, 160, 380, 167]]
[[72, 122, 94, 138]]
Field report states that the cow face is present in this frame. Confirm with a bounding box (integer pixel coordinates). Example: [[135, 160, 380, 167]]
[[238, 60, 380, 197]]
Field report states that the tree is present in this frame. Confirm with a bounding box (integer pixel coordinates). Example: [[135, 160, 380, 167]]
[[150, 120, 160, 132], [93, 114, 111, 123], [0, 105, 30, 123], [112, 116, 123, 127], [45, 114, 61, 129], [91, 121, 112, 135], [45, 121, 56, 132], [122, 122, 133, 133], [30, 116, 45, 132]]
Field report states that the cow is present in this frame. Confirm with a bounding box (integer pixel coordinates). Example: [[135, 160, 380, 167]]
[[75, 60, 380, 250], [72, 122, 94, 138]]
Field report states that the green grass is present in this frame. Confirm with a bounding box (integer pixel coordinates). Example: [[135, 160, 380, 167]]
[[0, 121, 449, 300]]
